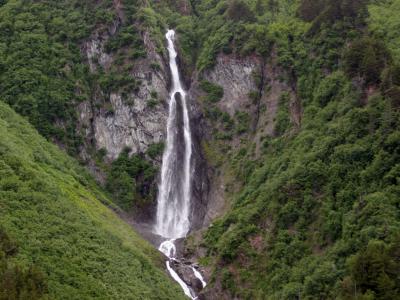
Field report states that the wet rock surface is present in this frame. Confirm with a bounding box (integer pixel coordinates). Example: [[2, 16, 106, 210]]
[[172, 260, 204, 293]]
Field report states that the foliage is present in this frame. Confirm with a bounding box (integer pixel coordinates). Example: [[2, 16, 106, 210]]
[[104, 25, 144, 55], [199, 80, 224, 103], [344, 37, 391, 85], [1, 0, 400, 298], [0, 0, 107, 154], [234, 111, 251, 134], [0, 0, 150, 155], [368, 0, 400, 61], [274, 92, 291, 136], [381, 64, 400, 107], [225, 0, 256, 22], [105, 148, 158, 211], [0, 228, 48, 300], [342, 239, 400, 299], [0, 101, 185, 299], [147, 142, 165, 159], [298, 0, 368, 35], [205, 88, 400, 298], [313, 71, 350, 106], [192, 1, 400, 299]]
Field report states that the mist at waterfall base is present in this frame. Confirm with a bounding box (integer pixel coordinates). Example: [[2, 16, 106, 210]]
[[154, 30, 205, 299]]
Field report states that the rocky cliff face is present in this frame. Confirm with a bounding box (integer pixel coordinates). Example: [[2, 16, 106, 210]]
[[182, 52, 303, 299], [79, 26, 170, 162], [75, 13, 302, 230], [75, 18, 302, 294], [187, 53, 299, 227], [203, 54, 259, 116]]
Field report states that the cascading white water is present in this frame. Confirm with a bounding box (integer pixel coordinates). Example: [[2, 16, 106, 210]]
[[154, 29, 192, 239], [159, 240, 194, 299], [154, 29, 205, 299]]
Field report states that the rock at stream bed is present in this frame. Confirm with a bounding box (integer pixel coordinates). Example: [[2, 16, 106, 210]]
[[171, 260, 204, 293]]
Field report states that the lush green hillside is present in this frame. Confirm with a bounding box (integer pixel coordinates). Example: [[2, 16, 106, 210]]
[[0, 101, 185, 299], [163, 0, 400, 299], [0, 0, 170, 212], [0, 0, 159, 155], [1, 0, 400, 299]]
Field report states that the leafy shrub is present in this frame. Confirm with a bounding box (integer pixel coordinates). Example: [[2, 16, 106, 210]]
[[313, 71, 348, 106], [235, 111, 251, 134], [381, 64, 400, 107], [274, 92, 291, 136], [297, 0, 325, 22], [0, 102, 184, 299], [147, 142, 165, 159], [199, 80, 224, 103], [369, 0, 400, 61], [0, 228, 48, 299], [150, 62, 161, 71], [344, 37, 390, 85], [304, 0, 368, 34], [147, 98, 159, 108], [225, 0, 255, 22], [98, 72, 140, 94], [343, 239, 400, 299], [104, 26, 145, 55], [105, 148, 158, 210]]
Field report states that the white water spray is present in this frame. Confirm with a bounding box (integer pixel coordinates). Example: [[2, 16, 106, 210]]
[[159, 240, 194, 298], [154, 30, 205, 299], [154, 29, 192, 239], [192, 267, 207, 288]]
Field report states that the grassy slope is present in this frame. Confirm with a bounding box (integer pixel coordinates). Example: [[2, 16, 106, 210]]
[[0, 101, 185, 300]]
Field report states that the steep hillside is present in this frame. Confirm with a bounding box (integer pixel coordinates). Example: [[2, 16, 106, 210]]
[[0, 0, 171, 217], [1, 0, 400, 299], [0, 101, 185, 299], [154, 0, 400, 299]]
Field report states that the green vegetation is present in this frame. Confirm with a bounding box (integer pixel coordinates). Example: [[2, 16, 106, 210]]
[[344, 37, 390, 86], [369, 0, 400, 61], [234, 111, 251, 135], [105, 148, 158, 211], [205, 89, 400, 298], [0, 228, 48, 300], [0, 0, 169, 217], [0, 0, 152, 155], [274, 92, 292, 136], [0, 101, 184, 299], [147, 90, 160, 108], [1, 0, 400, 298], [0, 0, 114, 154], [200, 80, 224, 103], [147, 142, 165, 159], [104, 25, 145, 56], [174, 0, 400, 299]]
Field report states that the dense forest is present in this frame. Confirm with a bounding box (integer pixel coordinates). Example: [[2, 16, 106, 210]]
[[178, 0, 400, 299], [0, 0, 400, 299]]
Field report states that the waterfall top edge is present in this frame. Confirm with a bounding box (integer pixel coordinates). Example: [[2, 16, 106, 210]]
[[166, 29, 175, 39]]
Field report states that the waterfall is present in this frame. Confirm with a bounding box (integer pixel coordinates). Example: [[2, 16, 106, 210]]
[[154, 29, 192, 239], [154, 30, 205, 299]]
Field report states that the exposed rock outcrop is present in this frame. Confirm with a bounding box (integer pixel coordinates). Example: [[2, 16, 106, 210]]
[[77, 22, 302, 297], [79, 24, 170, 161], [203, 54, 260, 116], [172, 260, 204, 293], [183, 52, 303, 299]]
